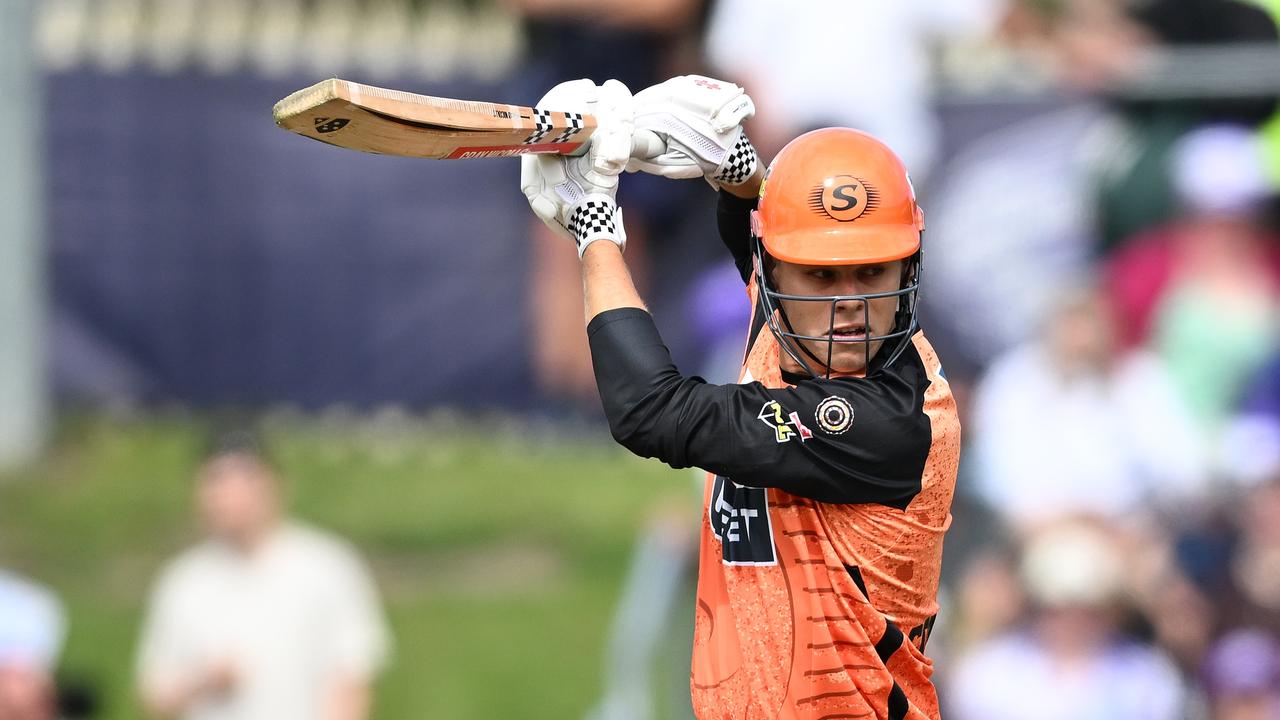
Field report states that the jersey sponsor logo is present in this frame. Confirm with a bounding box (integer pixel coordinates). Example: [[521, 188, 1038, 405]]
[[710, 476, 777, 565], [758, 400, 813, 443], [807, 175, 880, 222], [815, 395, 854, 435]]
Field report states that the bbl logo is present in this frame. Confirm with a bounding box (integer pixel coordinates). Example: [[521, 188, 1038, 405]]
[[808, 175, 879, 222], [815, 396, 854, 435], [758, 400, 813, 444]]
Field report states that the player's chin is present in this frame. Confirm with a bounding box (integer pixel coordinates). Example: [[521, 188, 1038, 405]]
[[805, 341, 870, 375]]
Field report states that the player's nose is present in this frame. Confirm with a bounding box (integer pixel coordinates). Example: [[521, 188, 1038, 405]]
[[833, 293, 868, 316]]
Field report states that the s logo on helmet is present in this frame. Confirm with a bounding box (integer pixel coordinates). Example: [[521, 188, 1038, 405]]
[[808, 175, 880, 222]]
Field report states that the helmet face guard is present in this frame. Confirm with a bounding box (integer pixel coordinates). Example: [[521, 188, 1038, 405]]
[[749, 127, 926, 378], [752, 239, 921, 379]]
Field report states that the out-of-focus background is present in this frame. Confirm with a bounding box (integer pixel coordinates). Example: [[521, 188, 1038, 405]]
[[4, 0, 1280, 718]]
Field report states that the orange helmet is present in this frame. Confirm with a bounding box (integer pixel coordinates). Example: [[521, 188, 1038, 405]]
[[753, 127, 924, 265], [750, 128, 925, 377]]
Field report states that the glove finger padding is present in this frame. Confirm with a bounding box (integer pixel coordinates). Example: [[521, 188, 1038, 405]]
[[520, 152, 573, 240], [521, 77, 601, 241], [536, 77, 599, 115], [633, 75, 755, 131], [591, 79, 635, 177], [627, 75, 758, 188], [625, 148, 707, 180], [520, 77, 631, 258]]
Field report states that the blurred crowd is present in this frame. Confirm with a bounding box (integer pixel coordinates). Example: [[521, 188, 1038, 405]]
[[924, 1, 1280, 719], [9, 0, 1280, 717], [928, 1, 1280, 719]]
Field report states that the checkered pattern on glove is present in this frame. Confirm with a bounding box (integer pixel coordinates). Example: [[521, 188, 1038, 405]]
[[711, 133, 759, 188], [568, 194, 626, 258]]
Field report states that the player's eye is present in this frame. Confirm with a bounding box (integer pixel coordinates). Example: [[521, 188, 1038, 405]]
[[808, 269, 835, 281], [858, 265, 886, 279]]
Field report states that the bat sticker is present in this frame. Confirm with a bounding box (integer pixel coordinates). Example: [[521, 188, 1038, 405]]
[[314, 117, 350, 134]]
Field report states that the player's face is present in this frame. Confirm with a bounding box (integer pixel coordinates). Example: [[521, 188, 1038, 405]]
[[771, 259, 905, 376], [0, 667, 55, 720], [197, 454, 280, 548]]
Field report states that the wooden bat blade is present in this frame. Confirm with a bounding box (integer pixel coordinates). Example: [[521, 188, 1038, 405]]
[[272, 78, 596, 159]]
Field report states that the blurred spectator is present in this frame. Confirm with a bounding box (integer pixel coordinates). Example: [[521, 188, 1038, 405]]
[[1228, 352, 1280, 483], [135, 433, 389, 720], [0, 571, 64, 720], [1200, 628, 1280, 720], [971, 284, 1206, 531], [941, 549, 1026, 659], [1199, 479, 1280, 637], [947, 521, 1186, 720], [1092, 0, 1280, 252], [1107, 126, 1278, 347], [1107, 125, 1280, 470], [925, 0, 1278, 370], [704, 0, 1006, 172]]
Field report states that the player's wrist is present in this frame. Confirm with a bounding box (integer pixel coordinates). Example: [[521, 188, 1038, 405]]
[[708, 133, 760, 191], [581, 235, 624, 261], [722, 163, 764, 199], [569, 194, 626, 259]]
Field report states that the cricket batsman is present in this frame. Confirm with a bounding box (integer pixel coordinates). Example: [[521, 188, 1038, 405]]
[[521, 76, 960, 720]]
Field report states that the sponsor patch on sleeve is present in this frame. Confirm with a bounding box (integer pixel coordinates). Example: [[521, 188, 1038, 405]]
[[758, 400, 813, 443], [815, 396, 854, 435]]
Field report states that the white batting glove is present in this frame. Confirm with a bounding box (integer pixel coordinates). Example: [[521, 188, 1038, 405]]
[[521, 79, 632, 258], [626, 75, 760, 190]]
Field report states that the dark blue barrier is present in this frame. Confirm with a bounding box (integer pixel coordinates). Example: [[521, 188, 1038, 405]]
[[45, 70, 718, 409]]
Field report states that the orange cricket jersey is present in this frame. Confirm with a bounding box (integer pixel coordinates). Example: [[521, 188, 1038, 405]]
[[690, 324, 961, 720]]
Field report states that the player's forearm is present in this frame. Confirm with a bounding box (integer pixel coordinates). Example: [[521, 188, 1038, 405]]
[[581, 241, 646, 323]]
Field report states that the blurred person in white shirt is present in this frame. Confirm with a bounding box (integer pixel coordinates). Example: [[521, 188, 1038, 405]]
[[136, 434, 390, 720], [704, 0, 1006, 172], [971, 283, 1207, 532], [0, 570, 64, 720]]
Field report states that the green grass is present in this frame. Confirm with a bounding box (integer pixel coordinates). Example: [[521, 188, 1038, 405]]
[[0, 412, 700, 719]]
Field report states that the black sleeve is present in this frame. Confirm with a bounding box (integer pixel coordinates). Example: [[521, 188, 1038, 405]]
[[588, 307, 931, 508], [717, 190, 757, 284]]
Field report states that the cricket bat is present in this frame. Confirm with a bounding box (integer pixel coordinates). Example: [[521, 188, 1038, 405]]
[[273, 78, 661, 160]]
